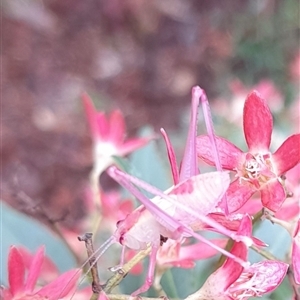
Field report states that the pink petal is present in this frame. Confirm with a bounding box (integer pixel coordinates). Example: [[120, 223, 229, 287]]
[[179, 239, 228, 261], [82, 93, 99, 139], [98, 291, 110, 300], [292, 220, 300, 284], [245, 260, 288, 294], [222, 180, 256, 214], [273, 134, 300, 175], [167, 259, 195, 269], [37, 269, 81, 300], [8, 246, 25, 296], [24, 246, 45, 293], [96, 112, 109, 140], [236, 197, 263, 216], [161, 128, 180, 184], [275, 197, 299, 221], [108, 110, 125, 145], [213, 216, 251, 290], [197, 135, 243, 170], [118, 137, 153, 156], [261, 179, 286, 212], [243, 91, 273, 152]]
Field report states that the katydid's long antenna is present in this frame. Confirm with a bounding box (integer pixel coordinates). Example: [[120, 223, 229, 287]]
[[198, 87, 229, 215], [67, 236, 116, 299]]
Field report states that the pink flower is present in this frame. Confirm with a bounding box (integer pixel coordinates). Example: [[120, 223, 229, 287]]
[[1, 246, 81, 300], [197, 91, 300, 213], [157, 238, 228, 270], [82, 93, 153, 204], [82, 93, 152, 170], [185, 215, 288, 300]]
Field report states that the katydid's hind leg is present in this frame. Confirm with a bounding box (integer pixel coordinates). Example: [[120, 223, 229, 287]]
[[131, 244, 160, 296], [199, 87, 228, 214], [198, 88, 222, 173]]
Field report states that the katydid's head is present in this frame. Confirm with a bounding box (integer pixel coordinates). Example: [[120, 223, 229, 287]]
[[114, 207, 143, 249]]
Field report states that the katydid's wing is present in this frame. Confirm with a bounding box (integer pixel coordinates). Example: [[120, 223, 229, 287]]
[[170, 171, 230, 215]]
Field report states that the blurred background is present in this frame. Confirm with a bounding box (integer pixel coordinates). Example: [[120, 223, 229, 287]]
[[2, 0, 299, 229]]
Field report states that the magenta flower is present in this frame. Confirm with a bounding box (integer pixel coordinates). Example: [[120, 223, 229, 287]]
[[185, 215, 288, 300], [197, 91, 300, 213], [1, 246, 81, 300], [82, 93, 152, 167], [157, 238, 227, 269], [82, 93, 153, 203]]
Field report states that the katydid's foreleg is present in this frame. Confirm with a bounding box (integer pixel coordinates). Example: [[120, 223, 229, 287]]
[[131, 244, 160, 296]]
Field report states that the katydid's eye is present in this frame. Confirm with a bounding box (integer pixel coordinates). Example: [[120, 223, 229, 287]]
[[116, 220, 123, 228]]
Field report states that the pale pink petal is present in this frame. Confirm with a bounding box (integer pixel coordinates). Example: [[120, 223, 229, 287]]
[[167, 259, 195, 269], [118, 137, 153, 156], [273, 134, 300, 175], [275, 197, 299, 221], [243, 91, 273, 151], [108, 110, 126, 145], [8, 246, 25, 296], [125, 250, 143, 275], [261, 179, 286, 212], [0, 288, 13, 300], [292, 220, 300, 284], [244, 260, 288, 294], [197, 135, 243, 170], [96, 112, 109, 140], [178, 239, 228, 261], [98, 291, 110, 300], [161, 128, 180, 184], [118, 200, 134, 218], [82, 93, 98, 139], [37, 269, 81, 300], [223, 180, 256, 214], [236, 197, 263, 215], [222, 240, 247, 291], [24, 246, 45, 292]]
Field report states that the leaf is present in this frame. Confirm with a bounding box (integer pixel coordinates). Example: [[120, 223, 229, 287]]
[[1, 202, 76, 285], [129, 127, 172, 195]]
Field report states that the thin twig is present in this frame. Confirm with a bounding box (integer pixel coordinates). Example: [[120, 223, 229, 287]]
[[78, 233, 102, 295], [250, 244, 279, 261], [103, 246, 152, 293]]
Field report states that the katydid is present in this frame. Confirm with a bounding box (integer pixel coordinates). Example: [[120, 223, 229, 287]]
[[66, 86, 251, 297]]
